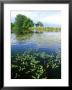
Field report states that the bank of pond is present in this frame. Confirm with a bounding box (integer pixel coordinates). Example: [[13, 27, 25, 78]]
[[12, 26, 61, 34], [31, 26, 61, 33]]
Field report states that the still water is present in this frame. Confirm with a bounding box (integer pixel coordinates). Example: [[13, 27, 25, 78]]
[[11, 32, 61, 56]]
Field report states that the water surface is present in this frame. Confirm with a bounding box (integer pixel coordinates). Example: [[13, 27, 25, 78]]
[[11, 32, 61, 56]]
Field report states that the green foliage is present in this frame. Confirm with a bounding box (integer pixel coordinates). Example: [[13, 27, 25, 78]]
[[15, 14, 25, 34], [45, 27, 61, 32], [11, 53, 43, 79], [13, 14, 34, 34], [11, 23, 14, 30], [11, 49, 61, 79], [31, 26, 61, 33], [22, 18, 34, 33], [11, 23, 15, 32], [35, 21, 43, 27], [11, 14, 61, 34]]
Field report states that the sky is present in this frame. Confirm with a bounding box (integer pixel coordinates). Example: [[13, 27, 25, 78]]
[[11, 10, 61, 27]]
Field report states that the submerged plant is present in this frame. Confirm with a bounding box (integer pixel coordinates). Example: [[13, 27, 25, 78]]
[[11, 49, 61, 79]]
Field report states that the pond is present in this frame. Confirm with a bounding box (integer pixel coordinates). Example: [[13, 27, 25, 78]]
[[11, 32, 61, 56]]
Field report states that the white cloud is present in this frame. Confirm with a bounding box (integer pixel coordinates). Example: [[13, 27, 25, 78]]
[[11, 11, 61, 25], [39, 15, 61, 25]]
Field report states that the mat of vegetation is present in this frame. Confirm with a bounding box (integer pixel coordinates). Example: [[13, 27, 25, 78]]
[[11, 49, 61, 79]]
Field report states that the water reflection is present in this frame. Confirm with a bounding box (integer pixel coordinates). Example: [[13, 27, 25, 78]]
[[11, 32, 61, 55], [16, 33, 33, 41], [11, 33, 33, 45]]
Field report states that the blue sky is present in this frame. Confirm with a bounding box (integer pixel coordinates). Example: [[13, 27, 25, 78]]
[[11, 10, 61, 27]]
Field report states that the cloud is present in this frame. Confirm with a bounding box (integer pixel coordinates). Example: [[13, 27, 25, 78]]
[[39, 15, 61, 25], [11, 10, 61, 26]]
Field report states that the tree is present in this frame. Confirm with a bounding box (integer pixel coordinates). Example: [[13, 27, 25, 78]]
[[35, 21, 43, 27], [15, 14, 25, 34], [22, 18, 34, 33], [11, 23, 15, 32], [14, 14, 34, 34]]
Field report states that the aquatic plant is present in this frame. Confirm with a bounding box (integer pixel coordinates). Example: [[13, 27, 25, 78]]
[[11, 49, 61, 79]]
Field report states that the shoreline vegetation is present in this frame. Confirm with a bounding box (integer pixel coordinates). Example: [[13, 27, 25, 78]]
[[11, 14, 61, 34], [30, 26, 61, 33], [11, 14, 61, 79]]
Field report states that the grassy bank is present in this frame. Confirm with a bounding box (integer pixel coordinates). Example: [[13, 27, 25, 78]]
[[12, 26, 61, 34], [30, 26, 61, 33]]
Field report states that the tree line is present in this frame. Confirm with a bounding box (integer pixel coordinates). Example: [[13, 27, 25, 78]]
[[11, 14, 43, 34]]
